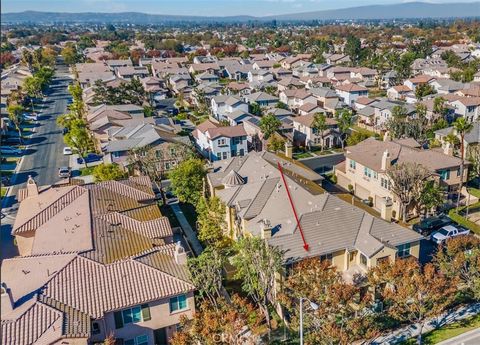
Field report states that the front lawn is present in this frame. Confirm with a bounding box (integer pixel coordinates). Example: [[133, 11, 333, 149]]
[[80, 166, 95, 176], [1, 187, 8, 197], [449, 202, 480, 235], [467, 187, 480, 199], [400, 314, 480, 345], [293, 152, 313, 159]]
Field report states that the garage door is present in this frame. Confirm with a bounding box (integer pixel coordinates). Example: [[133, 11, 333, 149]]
[[337, 174, 351, 189], [355, 184, 370, 200]]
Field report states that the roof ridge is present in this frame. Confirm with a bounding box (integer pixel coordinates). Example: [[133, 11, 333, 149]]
[[13, 186, 87, 235], [132, 257, 194, 287]]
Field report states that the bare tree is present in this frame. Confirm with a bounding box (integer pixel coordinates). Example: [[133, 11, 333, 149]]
[[387, 162, 431, 222]]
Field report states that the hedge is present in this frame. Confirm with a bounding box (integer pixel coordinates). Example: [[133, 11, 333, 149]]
[[448, 202, 480, 235]]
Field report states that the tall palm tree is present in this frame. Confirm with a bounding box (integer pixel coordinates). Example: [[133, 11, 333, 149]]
[[453, 117, 474, 211]]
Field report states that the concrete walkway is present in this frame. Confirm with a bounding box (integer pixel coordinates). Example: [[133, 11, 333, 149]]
[[372, 303, 480, 344], [170, 202, 203, 256]]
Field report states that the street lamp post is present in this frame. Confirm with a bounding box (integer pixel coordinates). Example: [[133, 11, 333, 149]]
[[299, 297, 319, 345]]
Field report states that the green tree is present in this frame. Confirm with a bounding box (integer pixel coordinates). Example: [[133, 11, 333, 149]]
[[311, 112, 328, 151], [453, 117, 473, 210], [250, 101, 262, 116], [169, 158, 206, 206], [419, 181, 444, 217], [7, 104, 25, 143], [232, 236, 284, 333], [64, 119, 94, 167], [345, 35, 361, 66], [92, 163, 126, 182], [23, 76, 43, 98], [187, 247, 225, 305], [196, 196, 227, 247], [346, 131, 370, 146], [259, 113, 281, 140], [335, 109, 353, 150], [415, 83, 436, 100]]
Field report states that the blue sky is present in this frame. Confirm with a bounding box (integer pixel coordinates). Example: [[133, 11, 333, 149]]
[[2, 0, 475, 16]]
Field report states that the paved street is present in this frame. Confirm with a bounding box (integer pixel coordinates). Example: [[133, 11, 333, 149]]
[[1, 61, 72, 260]]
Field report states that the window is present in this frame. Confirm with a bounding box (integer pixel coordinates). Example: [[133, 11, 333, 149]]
[[381, 177, 390, 190], [112, 151, 120, 158], [349, 159, 356, 170], [170, 294, 188, 313], [231, 150, 236, 157], [114, 304, 151, 329], [397, 243, 411, 258], [222, 152, 228, 160], [216, 153, 221, 160], [239, 149, 245, 156], [364, 167, 372, 178], [360, 253, 368, 267], [457, 167, 461, 177], [373, 171, 378, 179], [218, 138, 226, 146], [125, 335, 148, 345], [320, 253, 333, 263], [91, 321, 100, 335], [439, 170, 450, 181], [156, 150, 163, 159]]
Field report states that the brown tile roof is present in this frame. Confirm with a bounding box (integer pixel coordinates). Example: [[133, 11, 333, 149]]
[[335, 83, 368, 92], [293, 113, 338, 128], [408, 75, 434, 84], [206, 125, 247, 139], [42, 254, 194, 319], [455, 96, 480, 106], [355, 96, 376, 105], [99, 212, 172, 239], [392, 85, 412, 92], [346, 137, 463, 172]]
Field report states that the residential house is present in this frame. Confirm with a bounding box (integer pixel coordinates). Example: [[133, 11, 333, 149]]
[[195, 72, 220, 84], [450, 97, 480, 122], [115, 66, 150, 80], [210, 95, 249, 120], [3, 176, 195, 345], [244, 92, 279, 109], [335, 138, 468, 219], [207, 152, 422, 277], [292, 113, 340, 148], [335, 83, 368, 106], [192, 120, 248, 161], [404, 75, 434, 92], [435, 121, 480, 156], [387, 85, 412, 101]]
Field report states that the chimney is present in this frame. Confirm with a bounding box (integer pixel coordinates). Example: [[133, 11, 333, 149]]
[[381, 150, 391, 171], [285, 140, 293, 159], [380, 197, 393, 222], [174, 241, 187, 265], [1, 283, 14, 316], [443, 142, 453, 156], [26, 175, 39, 198], [261, 219, 272, 240], [383, 131, 391, 142]]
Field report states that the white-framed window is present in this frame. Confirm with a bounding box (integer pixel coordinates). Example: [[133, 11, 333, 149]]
[[125, 334, 149, 345], [380, 177, 390, 190], [218, 138, 226, 146], [112, 151, 120, 158], [397, 243, 411, 258], [349, 159, 356, 169], [360, 253, 368, 266], [216, 153, 221, 160], [222, 152, 228, 160], [364, 167, 372, 178], [320, 253, 333, 263], [170, 294, 188, 313]]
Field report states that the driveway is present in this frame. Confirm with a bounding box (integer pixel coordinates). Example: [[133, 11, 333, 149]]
[[1, 62, 72, 260]]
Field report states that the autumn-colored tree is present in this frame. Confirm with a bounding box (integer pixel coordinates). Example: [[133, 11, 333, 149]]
[[434, 236, 480, 300], [170, 295, 263, 345], [369, 258, 457, 345], [280, 258, 378, 345]]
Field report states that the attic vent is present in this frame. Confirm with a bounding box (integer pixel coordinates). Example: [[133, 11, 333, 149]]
[[334, 207, 341, 211]]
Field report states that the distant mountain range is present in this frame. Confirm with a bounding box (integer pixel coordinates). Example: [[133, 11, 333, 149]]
[[2, 2, 479, 24]]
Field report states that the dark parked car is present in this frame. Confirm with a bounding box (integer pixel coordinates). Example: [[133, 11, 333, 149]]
[[412, 215, 454, 237], [77, 153, 103, 165]]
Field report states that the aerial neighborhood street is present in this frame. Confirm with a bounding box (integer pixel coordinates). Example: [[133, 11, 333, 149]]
[[1, 1, 480, 345]]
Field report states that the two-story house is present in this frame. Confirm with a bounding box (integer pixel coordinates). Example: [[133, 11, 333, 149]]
[[244, 92, 279, 109], [207, 152, 423, 280], [334, 137, 468, 220], [2, 176, 195, 345], [292, 113, 340, 149], [335, 83, 368, 106], [210, 95, 249, 120], [450, 97, 480, 122], [192, 120, 248, 161]]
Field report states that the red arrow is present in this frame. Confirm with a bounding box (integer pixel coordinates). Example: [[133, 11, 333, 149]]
[[277, 162, 309, 251]]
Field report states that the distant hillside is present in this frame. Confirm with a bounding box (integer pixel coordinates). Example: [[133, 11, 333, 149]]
[[2, 2, 479, 24]]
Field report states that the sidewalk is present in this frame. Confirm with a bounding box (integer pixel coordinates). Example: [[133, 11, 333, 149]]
[[372, 303, 480, 344], [437, 327, 480, 345], [170, 202, 203, 256]]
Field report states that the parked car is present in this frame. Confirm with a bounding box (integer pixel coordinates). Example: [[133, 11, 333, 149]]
[[63, 147, 73, 155], [58, 167, 72, 178], [431, 225, 470, 244], [412, 215, 454, 237], [77, 153, 103, 165], [0, 146, 22, 155], [22, 112, 39, 121]]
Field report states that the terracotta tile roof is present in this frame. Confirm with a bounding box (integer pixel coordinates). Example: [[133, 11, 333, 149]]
[[455, 96, 480, 106], [13, 186, 88, 235], [99, 212, 172, 239], [1, 300, 63, 345], [206, 125, 247, 139], [392, 85, 411, 92], [293, 113, 338, 128], [42, 255, 194, 319]]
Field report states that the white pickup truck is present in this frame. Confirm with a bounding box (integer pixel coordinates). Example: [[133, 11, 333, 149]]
[[431, 225, 470, 244]]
